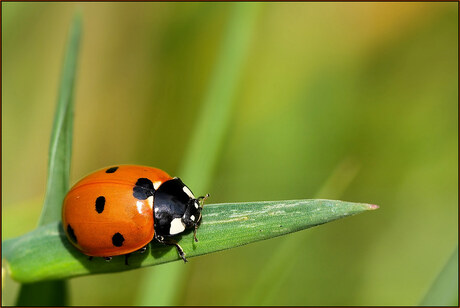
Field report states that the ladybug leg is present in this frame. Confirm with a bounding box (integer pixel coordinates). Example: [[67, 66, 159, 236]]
[[136, 245, 148, 254], [123, 246, 147, 266], [193, 226, 199, 243], [173, 243, 187, 263], [155, 234, 188, 263], [88, 256, 93, 261]]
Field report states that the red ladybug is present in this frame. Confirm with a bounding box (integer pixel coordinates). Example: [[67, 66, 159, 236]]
[[62, 165, 208, 264]]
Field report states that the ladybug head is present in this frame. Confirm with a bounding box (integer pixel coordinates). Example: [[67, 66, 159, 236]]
[[153, 178, 208, 240]]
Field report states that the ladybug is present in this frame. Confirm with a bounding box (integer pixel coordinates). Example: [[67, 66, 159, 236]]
[[62, 165, 208, 264]]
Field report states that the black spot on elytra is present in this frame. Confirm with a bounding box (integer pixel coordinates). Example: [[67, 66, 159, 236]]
[[95, 196, 105, 213], [133, 178, 154, 200], [112, 232, 125, 247], [106, 166, 118, 173], [67, 224, 77, 243]]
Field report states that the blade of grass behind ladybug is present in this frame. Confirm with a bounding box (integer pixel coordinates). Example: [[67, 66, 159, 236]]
[[15, 12, 82, 307], [38, 12, 81, 226], [134, 3, 261, 306], [420, 246, 458, 306]]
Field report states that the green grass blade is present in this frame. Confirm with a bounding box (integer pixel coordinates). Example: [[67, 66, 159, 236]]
[[179, 2, 261, 191], [136, 3, 261, 306], [420, 246, 458, 306], [13, 12, 82, 306], [37, 12, 81, 226], [3, 199, 377, 284]]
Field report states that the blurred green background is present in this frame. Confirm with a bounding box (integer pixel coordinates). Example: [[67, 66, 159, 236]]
[[2, 2, 457, 306]]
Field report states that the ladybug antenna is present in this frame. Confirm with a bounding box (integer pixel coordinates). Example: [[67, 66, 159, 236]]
[[197, 193, 210, 209], [193, 193, 209, 242]]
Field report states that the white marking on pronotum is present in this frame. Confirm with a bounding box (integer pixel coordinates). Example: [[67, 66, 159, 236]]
[[170, 218, 186, 235], [153, 181, 162, 190], [136, 201, 144, 214], [194, 201, 199, 209], [183, 186, 195, 199], [191, 215, 195, 221], [147, 196, 154, 210]]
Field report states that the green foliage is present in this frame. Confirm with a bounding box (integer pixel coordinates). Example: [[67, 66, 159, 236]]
[[180, 2, 261, 191], [38, 12, 82, 226], [420, 246, 458, 306], [3, 199, 377, 284], [13, 12, 82, 306]]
